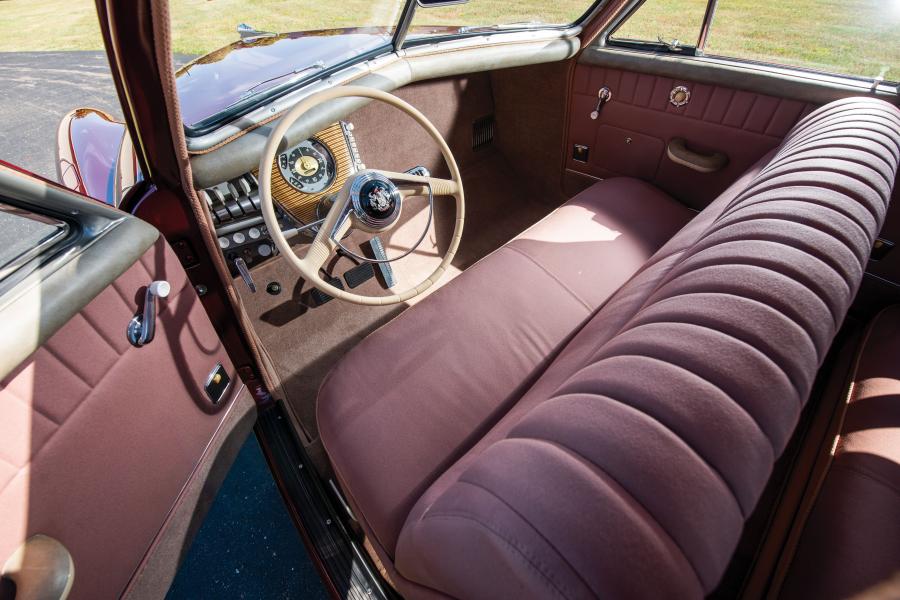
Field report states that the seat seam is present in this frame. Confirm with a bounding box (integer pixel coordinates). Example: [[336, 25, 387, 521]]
[[512, 436, 709, 591], [559, 353, 775, 456], [663, 249, 853, 328], [649, 260, 841, 344], [527, 390, 750, 518], [505, 244, 594, 312], [828, 461, 900, 498], [450, 478, 599, 598], [420, 512, 574, 600]]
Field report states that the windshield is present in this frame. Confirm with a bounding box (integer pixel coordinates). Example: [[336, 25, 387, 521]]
[[171, 0, 596, 135], [172, 0, 404, 134]]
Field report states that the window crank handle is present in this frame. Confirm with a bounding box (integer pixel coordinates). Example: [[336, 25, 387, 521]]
[[590, 87, 612, 120], [126, 280, 171, 347]]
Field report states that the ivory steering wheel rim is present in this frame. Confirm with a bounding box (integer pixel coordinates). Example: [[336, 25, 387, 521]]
[[258, 86, 465, 306]]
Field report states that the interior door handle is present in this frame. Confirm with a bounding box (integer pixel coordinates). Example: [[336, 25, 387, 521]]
[[666, 138, 728, 173], [1, 535, 74, 600]]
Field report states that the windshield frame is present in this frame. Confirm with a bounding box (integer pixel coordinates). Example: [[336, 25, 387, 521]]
[[398, 0, 606, 49], [180, 0, 607, 138]]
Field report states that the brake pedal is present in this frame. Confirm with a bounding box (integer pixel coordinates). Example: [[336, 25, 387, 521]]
[[309, 274, 344, 306], [343, 262, 375, 289]]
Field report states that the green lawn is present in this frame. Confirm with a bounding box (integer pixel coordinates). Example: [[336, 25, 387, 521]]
[[1, 0, 897, 81]]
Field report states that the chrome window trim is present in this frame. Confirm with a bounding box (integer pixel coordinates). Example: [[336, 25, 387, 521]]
[[0, 204, 71, 282]]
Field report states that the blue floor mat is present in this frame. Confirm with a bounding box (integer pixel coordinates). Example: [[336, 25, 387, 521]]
[[167, 435, 329, 600]]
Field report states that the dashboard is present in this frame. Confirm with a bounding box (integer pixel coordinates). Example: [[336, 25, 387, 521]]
[[198, 121, 363, 281]]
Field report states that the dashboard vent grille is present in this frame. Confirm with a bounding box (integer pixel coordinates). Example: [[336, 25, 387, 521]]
[[472, 115, 495, 151]]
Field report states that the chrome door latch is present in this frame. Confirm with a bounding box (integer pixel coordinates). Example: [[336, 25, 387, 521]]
[[127, 280, 171, 347], [590, 87, 612, 120]]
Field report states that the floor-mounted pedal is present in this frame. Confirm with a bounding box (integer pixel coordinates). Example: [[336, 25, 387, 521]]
[[343, 262, 375, 289], [309, 274, 344, 306], [368, 236, 395, 288]]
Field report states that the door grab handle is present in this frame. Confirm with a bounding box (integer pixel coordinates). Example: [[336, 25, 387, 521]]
[[127, 280, 170, 347], [667, 138, 728, 173]]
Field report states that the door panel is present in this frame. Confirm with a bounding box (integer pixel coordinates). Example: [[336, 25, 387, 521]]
[[567, 63, 817, 209], [567, 46, 900, 322], [0, 165, 255, 599]]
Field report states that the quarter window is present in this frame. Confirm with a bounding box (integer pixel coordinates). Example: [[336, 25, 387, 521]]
[[609, 0, 900, 83]]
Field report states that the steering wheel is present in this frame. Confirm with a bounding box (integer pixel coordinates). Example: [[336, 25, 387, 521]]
[[258, 86, 465, 306]]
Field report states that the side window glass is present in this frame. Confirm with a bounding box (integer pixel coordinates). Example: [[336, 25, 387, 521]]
[[609, 0, 709, 49], [608, 0, 900, 84], [705, 1, 899, 82]]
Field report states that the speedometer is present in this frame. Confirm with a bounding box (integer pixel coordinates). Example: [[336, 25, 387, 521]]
[[277, 139, 336, 194]]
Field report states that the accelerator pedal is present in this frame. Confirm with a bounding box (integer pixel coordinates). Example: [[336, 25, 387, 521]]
[[368, 236, 395, 288]]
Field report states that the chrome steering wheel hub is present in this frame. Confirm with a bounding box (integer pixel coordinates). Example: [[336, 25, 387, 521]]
[[350, 172, 402, 230]]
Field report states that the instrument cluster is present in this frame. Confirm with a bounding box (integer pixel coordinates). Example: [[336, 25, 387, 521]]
[[278, 139, 336, 194]]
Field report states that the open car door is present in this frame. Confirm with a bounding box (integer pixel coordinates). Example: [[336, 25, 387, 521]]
[[0, 162, 256, 599]]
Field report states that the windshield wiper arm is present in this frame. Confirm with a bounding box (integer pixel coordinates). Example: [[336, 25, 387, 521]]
[[457, 21, 546, 34], [227, 61, 326, 109]]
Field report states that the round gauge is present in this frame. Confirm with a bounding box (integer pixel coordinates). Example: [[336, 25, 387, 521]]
[[277, 139, 335, 194]]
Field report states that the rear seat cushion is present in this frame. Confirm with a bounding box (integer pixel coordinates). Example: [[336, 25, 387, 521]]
[[317, 178, 693, 556], [780, 305, 900, 600], [396, 97, 900, 599]]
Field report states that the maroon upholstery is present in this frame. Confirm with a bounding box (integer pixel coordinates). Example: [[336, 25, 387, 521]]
[[780, 304, 900, 599], [318, 178, 694, 555], [319, 97, 900, 598]]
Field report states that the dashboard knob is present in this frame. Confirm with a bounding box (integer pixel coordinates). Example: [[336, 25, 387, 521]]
[[233, 232, 246, 244], [248, 227, 261, 240], [218, 237, 230, 249], [258, 243, 273, 257]]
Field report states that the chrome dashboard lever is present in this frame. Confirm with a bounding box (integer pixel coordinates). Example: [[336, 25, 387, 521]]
[[234, 257, 257, 293], [127, 280, 170, 347]]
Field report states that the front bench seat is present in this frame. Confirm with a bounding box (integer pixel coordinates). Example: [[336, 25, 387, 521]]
[[318, 97, 900, 598]]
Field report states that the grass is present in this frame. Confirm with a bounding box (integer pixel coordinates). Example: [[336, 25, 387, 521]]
[[1, 0, 898, 81]]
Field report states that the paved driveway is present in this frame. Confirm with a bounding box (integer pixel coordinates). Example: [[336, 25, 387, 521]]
[[0, 51, 190, 183]]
